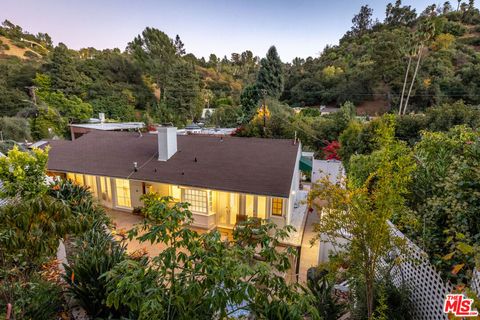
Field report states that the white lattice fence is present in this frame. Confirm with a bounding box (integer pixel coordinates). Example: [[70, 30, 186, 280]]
[[387, 222, 480, 320]]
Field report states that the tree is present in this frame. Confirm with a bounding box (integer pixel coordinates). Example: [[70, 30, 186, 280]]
[[102, 195, 319, 319], [0, 145, 49, 199], [164, 61, 201, 123], [309, 116, 416, 318], [0, 116, 31, 141], [174, 34, 186, 56], [401, 18, 436, 115], [351, 5, 373, 36], [256, 46, 284, 99], [47, 43, 89, 95], [240, 84, 260, 120], [127, 28, 177, 100], [385, 0, 417, 26]]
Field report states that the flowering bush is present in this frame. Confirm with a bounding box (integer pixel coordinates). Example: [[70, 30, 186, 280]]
[[323, 141, 341, 160]]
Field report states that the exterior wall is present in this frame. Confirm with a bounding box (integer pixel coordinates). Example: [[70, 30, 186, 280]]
[[60, 171, 291, 230], [286, 143, 302, 225]]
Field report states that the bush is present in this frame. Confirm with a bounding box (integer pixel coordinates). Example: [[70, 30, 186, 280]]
[[64, 224, 127, 318], [23, 50, 39, 59], [49, 179, 109, 230], [307, 268, 344, 320], [0, 278, 64, 320], [0, 116, 31, 141], [352, 277, 412, 320]]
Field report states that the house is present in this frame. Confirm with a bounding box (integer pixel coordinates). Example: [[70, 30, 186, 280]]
[[46, 127, 302, 230], [69, 122, 145, 140]]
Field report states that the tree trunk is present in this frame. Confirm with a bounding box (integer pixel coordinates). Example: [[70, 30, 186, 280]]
[[398, 54, 413, 115], [366, 271, 374, 319], [403, 45, 423, 115]]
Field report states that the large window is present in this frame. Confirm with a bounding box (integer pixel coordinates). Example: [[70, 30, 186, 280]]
[[67, 173, 84, 186], [257, 196, 266, 219], [183, 189, 207, 213], [84, 175, 98, 196], [208, 190, 216, 213], [115, 179, 131, 208], [271, 198, 283, 216], [99, 176, 112, 203]]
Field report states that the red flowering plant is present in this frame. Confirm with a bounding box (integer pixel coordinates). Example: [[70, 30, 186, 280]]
[[322, 141, 341, 160]]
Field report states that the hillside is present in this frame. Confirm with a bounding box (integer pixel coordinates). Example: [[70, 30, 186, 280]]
[[282, 2, 480, 113], [0, 36, 39, 59], [1, 1, 480, 143]]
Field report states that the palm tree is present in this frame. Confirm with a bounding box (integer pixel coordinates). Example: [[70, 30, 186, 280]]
[[402, 19, 436, 115]]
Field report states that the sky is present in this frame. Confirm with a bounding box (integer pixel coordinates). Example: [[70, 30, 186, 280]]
[[2, 0, 444, 62]]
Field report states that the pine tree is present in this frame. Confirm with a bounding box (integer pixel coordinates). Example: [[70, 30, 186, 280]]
[[256, 46, 284, 99], [174, 34, 186, 56]]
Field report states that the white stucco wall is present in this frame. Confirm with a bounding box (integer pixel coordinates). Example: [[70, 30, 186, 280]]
[[286, 142, 302, 225]]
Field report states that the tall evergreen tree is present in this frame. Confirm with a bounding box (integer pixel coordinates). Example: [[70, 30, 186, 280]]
[[351, 5, 373, 36], [256, 46, 284, 99], [174, 34, 186, 56], [127, 28, 177, 100]]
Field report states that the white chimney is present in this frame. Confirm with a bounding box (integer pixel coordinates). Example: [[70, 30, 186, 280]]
[[99, 113, 105, 123], [157, 126, 177, 161]]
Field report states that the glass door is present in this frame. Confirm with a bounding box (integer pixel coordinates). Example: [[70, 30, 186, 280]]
[[98, 176, 113, 208]]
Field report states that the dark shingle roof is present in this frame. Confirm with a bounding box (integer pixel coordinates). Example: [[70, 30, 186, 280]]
[[47, 131, 299, 197]]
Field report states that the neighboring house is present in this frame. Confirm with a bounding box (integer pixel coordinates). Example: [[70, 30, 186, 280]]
[[69, 122, 145, 140], [46, 127, 302, 230]]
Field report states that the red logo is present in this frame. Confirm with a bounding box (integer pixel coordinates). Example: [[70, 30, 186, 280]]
[[444, 294, 478, 317]]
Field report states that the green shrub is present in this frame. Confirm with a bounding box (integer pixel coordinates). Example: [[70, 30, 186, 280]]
[[23, 50, 39, 59], [0, 278, 64, 320], [49, 179, 109, 230], [64, 224, 127, 318], [307, 267, 344, 320]]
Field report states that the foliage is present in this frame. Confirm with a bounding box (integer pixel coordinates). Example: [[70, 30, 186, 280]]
[[49, 178, 109, 230], [0, 145, 49, 198], [353, 276, 412, 320], [0, 277, 64, 320], [322, 141, 340, 160], [64, 224, 127, 318], [0, 116, 31, 141], [102, 195, 319, 319], [408, 126, 480, 284], [256, 46, 284, 99], [240, 84, 260, 120], [210, 104, 242, 127], [307, 267, 345, 320], [309, 117, 416, 318]]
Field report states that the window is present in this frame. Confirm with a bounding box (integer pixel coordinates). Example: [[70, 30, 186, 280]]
[[67, 173, 84, 186], [99, 176, 112, 202], [257, 196, 266, 219], [183, 189, 207, 213], [84, 175, 98, 196], [115, 179, 131, 208], [171, 185, 181, 201], [245, 195, 254, 217], [271, 198, 283, 216], [208, 190, 216, 213]]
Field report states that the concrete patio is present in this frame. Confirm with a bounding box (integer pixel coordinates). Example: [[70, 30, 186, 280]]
[[106, 205, 320, 284]]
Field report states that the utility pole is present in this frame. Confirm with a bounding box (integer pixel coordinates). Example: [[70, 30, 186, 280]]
[[261, 89, 267, 135]]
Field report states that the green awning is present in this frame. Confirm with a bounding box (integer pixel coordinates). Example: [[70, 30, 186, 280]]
[[299, 156, 312, 172]]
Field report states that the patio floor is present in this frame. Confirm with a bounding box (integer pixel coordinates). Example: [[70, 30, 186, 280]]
[[106, 206, 320, 284]]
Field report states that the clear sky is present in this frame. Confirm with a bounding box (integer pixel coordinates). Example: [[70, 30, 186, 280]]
[[2, 0, 445, 62]]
